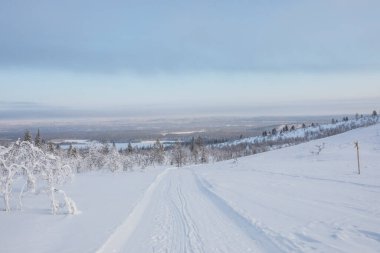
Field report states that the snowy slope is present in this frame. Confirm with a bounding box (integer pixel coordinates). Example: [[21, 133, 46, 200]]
[[193, 124, 380, 252], [1, 124, 380, 253], [0, 168, 164, 253]]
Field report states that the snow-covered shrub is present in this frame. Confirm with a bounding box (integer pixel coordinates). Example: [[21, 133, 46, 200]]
[[311, 143, 325, 156], [0, 140, 77, 215]]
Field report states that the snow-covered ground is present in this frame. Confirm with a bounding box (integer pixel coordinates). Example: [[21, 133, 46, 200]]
[[1, 124, 380, 253]]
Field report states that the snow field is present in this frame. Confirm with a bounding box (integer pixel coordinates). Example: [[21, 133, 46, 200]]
[[1, 123, 380, 253]]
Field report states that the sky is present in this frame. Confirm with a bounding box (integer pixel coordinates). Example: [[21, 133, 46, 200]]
[[0, 0, 379, 119]]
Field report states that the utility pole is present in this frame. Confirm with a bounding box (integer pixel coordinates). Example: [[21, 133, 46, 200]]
[[354, 141, 360, 175]]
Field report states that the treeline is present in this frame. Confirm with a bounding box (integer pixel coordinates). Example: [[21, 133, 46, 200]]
[[211, 112, 378, 161], [14, 111, 380, 172]]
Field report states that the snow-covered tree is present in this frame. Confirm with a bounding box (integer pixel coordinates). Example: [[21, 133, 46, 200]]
[[23, 130, 32, 143], [127, 142, 133, 153], [84, 143, 104, 170], [47, 142, 55, 154], [34, 129, 41, 148], [67, 144, 74, 157], [172, 141, 186, 167], [104, 144, 123, 172], [153, 139, 165, 165], [0, 140, 77, 214]]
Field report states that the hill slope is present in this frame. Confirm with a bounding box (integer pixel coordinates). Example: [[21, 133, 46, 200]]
[[1, 124, 380, 253]]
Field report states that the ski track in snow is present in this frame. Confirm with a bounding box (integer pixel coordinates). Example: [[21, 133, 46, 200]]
[[96, 167, 176, 253], [96, 166, 302, 253]]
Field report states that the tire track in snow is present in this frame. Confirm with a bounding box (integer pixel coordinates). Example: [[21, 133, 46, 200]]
[[96, 167, 176, 253]]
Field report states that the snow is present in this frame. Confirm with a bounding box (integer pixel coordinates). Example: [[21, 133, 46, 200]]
[[1, 124, 380, 252], [0, 168, 164, 253]]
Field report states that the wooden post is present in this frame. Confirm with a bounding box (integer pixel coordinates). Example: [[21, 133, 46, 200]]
[[354, 141, 360, 175]]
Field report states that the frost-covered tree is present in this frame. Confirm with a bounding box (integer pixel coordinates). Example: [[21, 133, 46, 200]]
[[172, 141, 186, 167], [0, 140, 77, 214], [101, 143, 110, 155], [127, 142, 133, 153], [84, 143, 104, 170], [153, 139, 165, 165], [190, 137, 199, 163], [200, 146, 208, 164], [34, 129, 41, 148], [47, 142, 55, 154], [23, 130, 32, 143], [67, 144, 73, 157], [104, 144, 123, 172], [194, 136, 208, 164]]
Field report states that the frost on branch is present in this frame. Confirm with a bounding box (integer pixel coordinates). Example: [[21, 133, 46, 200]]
[[0, 140, 77, 215]]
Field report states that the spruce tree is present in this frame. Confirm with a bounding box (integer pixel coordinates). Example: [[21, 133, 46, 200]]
[[127, 142, 133, 153], [68, 144, 73, 157], [153, 139, 165, 165], [24, 130, 32, 143], [34, 129, 41, 148]]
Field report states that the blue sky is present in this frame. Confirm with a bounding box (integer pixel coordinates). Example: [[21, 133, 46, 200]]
[[0, 0, 379, 118]]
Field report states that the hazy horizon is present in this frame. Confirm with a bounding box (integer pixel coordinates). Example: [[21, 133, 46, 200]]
[[1, 96, 379, 121], [1, 1, 380, 119]]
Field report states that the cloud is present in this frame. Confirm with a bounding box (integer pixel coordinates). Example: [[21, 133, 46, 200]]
[[0, 0, 379, 73]]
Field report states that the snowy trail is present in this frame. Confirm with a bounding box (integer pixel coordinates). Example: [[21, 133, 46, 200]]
[[97, 167, 294, 253], [96, 167, 176, 253]]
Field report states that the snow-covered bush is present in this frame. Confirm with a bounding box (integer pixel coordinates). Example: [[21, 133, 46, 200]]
[[0, 140, 77, 215], [311, 143, 325, 156]]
